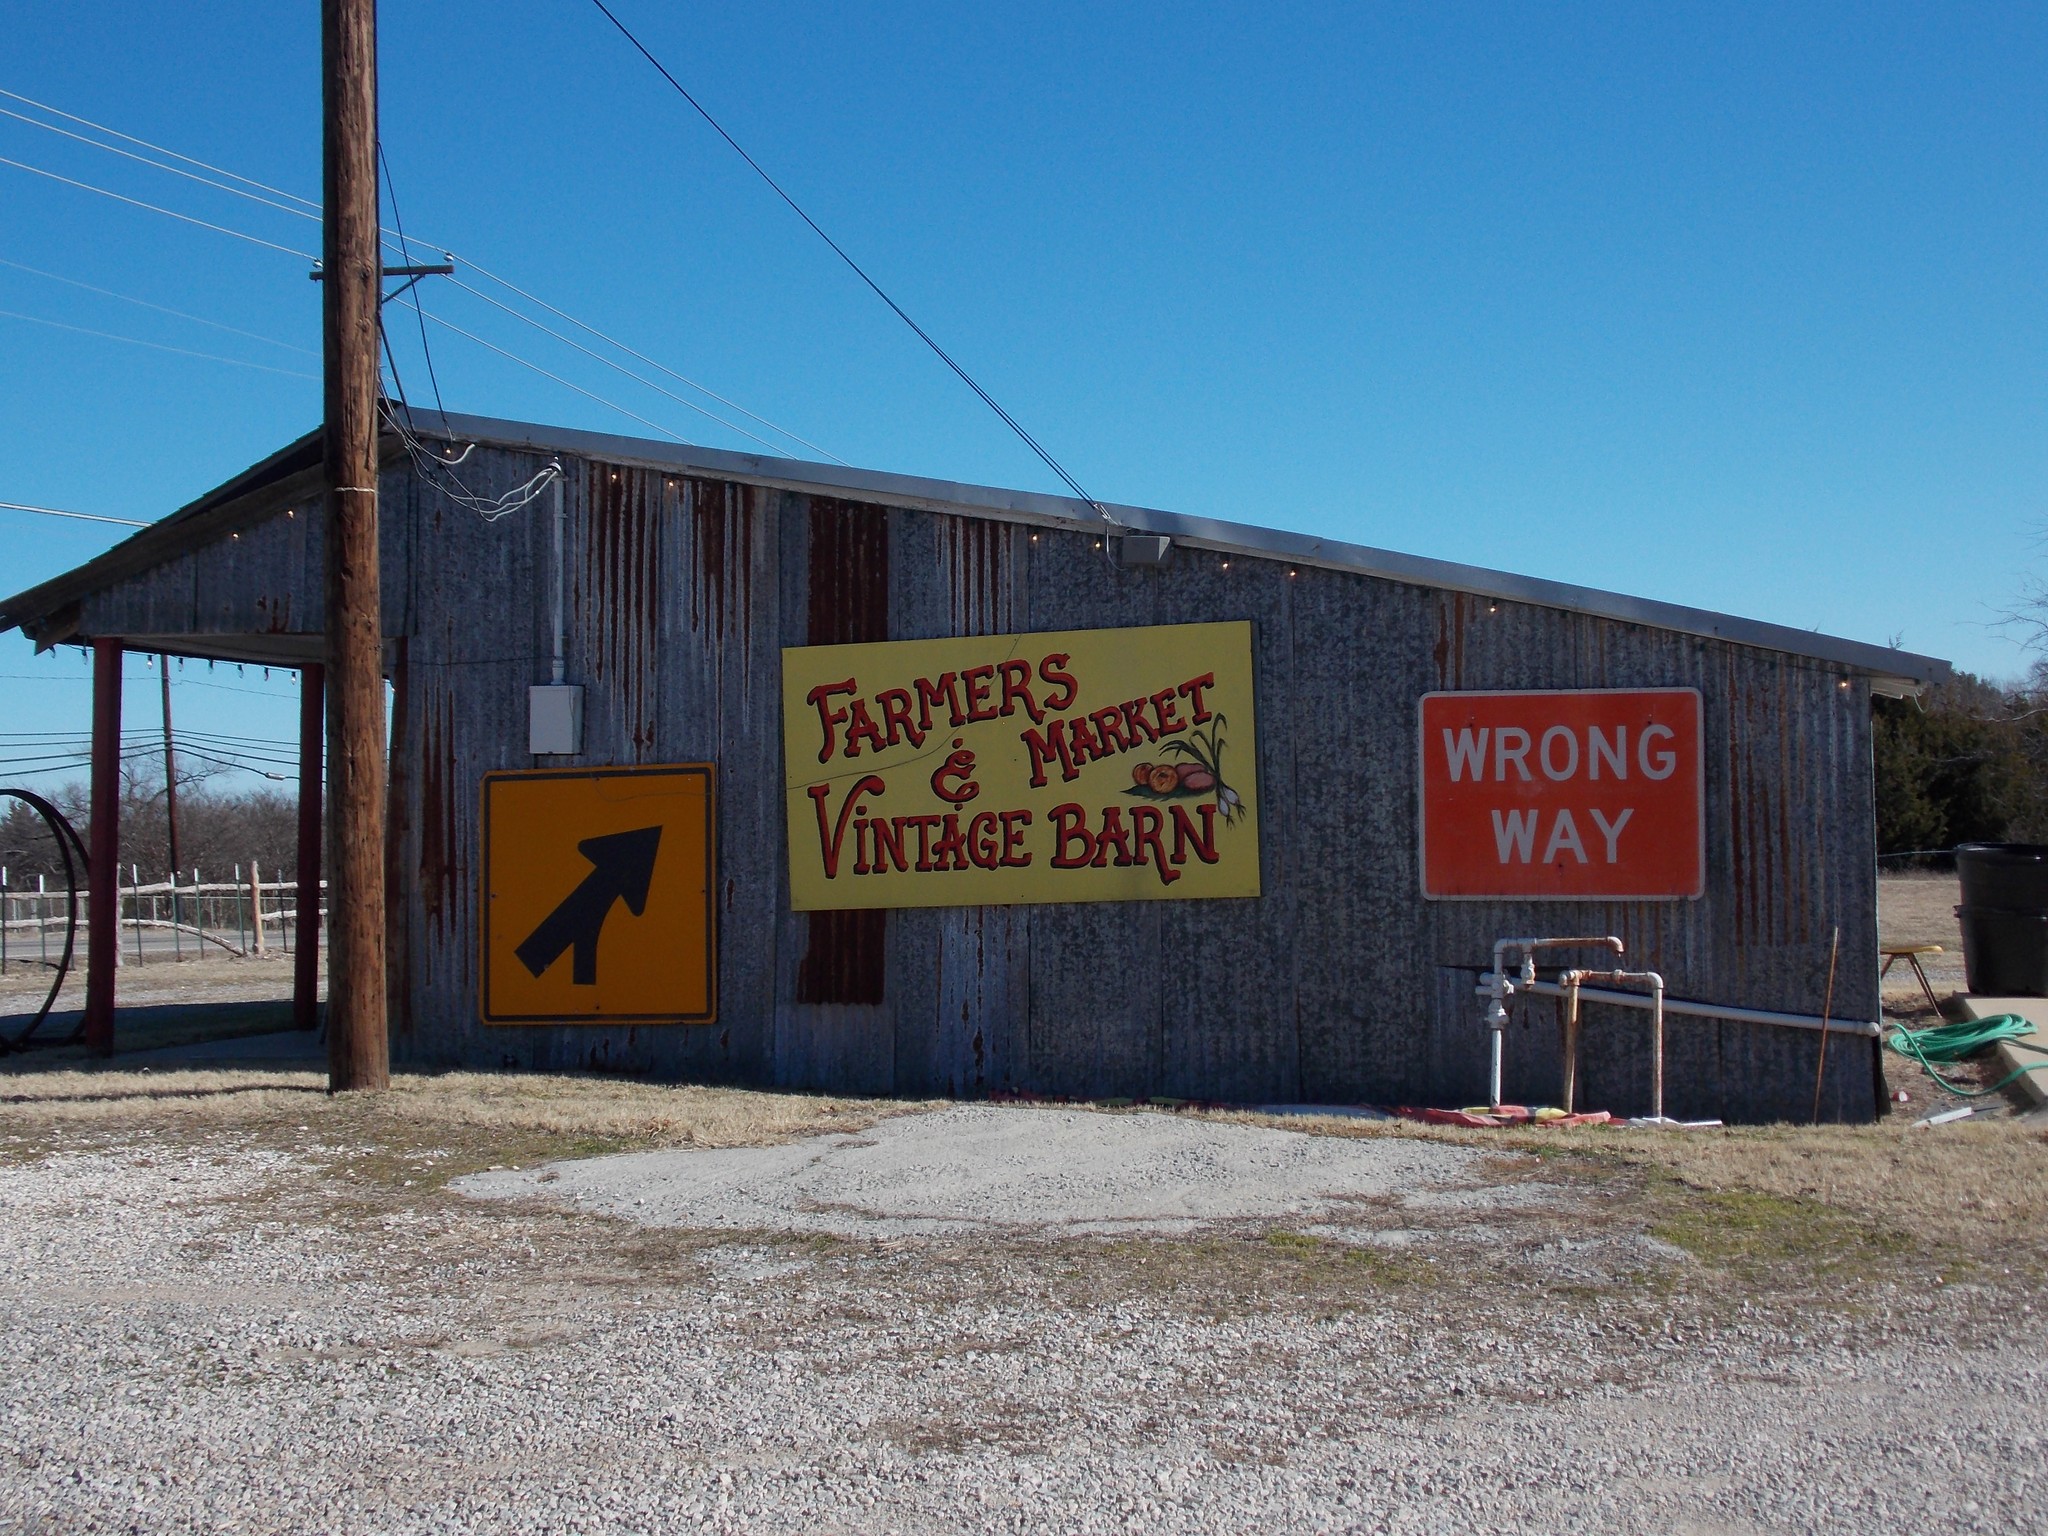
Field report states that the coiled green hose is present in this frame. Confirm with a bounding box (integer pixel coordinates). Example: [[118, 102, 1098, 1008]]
[[1885, 1014, 2048, 1098]]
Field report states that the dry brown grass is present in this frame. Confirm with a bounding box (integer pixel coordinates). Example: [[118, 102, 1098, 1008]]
[[1878, 874, 1964, 950], [1203, 1105, 2048, 1271], [6, 1063, 2042, 1299], [0, 1065, 926, 1153], [1607, 1119, 2048, 1246]]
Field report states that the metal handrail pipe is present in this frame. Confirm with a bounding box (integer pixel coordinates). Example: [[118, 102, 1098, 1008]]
[[1487, 976, 1882, 1038]]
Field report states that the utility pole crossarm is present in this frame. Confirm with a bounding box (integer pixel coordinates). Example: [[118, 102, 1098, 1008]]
[[310, 260, 455, 306], [309, 262, 455, 280]]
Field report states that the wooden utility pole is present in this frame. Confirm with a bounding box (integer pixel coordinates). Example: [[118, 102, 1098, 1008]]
[[322, 0, 389, 1090], [159, 653, 180, 878]]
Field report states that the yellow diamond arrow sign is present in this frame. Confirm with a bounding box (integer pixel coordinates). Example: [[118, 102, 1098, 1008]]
[[480, 765, 716, 1025]]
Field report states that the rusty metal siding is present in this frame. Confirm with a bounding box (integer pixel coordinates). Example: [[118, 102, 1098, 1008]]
[[1148, 553, 1301, 1105], [1413, 599, 1879, 1119], [76, 470, 413, 644], [389, 452, 793, 1083], [65, 439, 1883, 1120], [393, 449, 555, 1072], [1288, 564, 1437, 1105], [885, 510, 1030, 1097], [793, 496, 890, 1009], [768, 496, 894, 1092], [1013, 528, 1161, 1097]]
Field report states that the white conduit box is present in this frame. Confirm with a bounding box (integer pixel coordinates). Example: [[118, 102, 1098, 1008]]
[[529, 684, 583, 756]]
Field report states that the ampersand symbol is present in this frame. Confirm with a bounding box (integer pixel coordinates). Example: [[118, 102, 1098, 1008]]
[[931, 739, 980, 804]]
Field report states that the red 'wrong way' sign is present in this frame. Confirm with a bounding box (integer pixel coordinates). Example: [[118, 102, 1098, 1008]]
[[1418, 688, 1703, 900]]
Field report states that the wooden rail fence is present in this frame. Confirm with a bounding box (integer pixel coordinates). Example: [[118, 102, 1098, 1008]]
[[0, 866, 328, 972]]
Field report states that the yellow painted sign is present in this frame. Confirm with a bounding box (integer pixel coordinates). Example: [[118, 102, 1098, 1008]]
[[480, 765, 716, 1024], [783, 621, 1260, 910]]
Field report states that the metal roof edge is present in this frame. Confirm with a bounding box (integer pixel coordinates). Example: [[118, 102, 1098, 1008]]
[[0, 406, 1953, 691], [416, 409, 1951, 688], [0, 428, 327, 641]]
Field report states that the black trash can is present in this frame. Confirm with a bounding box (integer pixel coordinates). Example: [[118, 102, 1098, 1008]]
[[1955, 843, 2048, 996]]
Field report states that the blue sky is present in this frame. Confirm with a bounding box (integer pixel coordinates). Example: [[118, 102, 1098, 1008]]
[[1, 1, 2043, 808]]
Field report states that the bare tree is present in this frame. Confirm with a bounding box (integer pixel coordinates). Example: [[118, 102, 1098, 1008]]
[[0, 767, 306, 886]]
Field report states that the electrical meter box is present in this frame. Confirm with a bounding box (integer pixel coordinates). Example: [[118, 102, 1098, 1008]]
[[528, 684, 583, 756]]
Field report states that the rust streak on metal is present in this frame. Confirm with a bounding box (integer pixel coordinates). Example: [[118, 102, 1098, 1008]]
[[418, 681, 457, 940], [806, 497, 890, 645], [584, 461, 662, 756], [1724, 658, 1749, 952], [685, 476, 759, 649], [689, 476, 729, 637], [1778, 670, 1801, 945], [385, 638, 413, 1041], [942, 516, 1011, 637], [797, 496, 890, 1004]]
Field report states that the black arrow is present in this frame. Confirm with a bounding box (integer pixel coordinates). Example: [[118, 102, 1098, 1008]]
[[515, 825, 664, 985]]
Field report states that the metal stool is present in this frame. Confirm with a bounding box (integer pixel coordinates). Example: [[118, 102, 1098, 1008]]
[[1880, 944, 1944, 1015]]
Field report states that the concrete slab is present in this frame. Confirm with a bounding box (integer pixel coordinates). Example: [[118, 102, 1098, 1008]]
[[1954, 997, 2048, 1108], [455, 1103, 1491, 1239]]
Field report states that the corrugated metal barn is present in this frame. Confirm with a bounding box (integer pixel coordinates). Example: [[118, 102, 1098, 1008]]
[[0, 411, 1950, 1121]]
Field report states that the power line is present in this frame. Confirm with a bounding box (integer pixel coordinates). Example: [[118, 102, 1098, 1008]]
[[1, 90, 845, 465], [0, 500, 148, 528], [585, 0, 1103, 513], [0, 256, 315, 355], [0, 154, 315, 259], [0, 104, 322, 227], [158, 737, 296, 753], [378, 144, 447, 419], [443, 274, 796, 455], [0, 87, 321, 210], [444, 253, 849, 464], [404, 298, 696, 446], [0, 745, 155, 770], [0, 307, 318, 379]]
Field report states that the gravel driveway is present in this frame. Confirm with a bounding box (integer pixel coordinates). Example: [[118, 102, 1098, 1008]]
[[2, 1102, 2042, 1535]]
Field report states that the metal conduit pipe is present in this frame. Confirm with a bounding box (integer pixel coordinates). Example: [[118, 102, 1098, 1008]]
[[1485, 976, 1882, 1038], [1560, 969, 1665, 1119], [1483, 936, 1625, 1110], [548, 461, 567, 687]]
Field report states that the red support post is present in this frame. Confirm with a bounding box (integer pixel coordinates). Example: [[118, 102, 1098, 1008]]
[[84, 638, 121, 1056], [294, 662, 325, 1033]]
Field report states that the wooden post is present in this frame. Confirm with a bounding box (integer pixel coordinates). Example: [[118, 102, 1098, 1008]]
[[84, 637, 121, 1056], [249, 859, 266, 957], [294, 664, 325, 1033], [322, 0, 388, 1090], [159, 653, 180, 878]]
